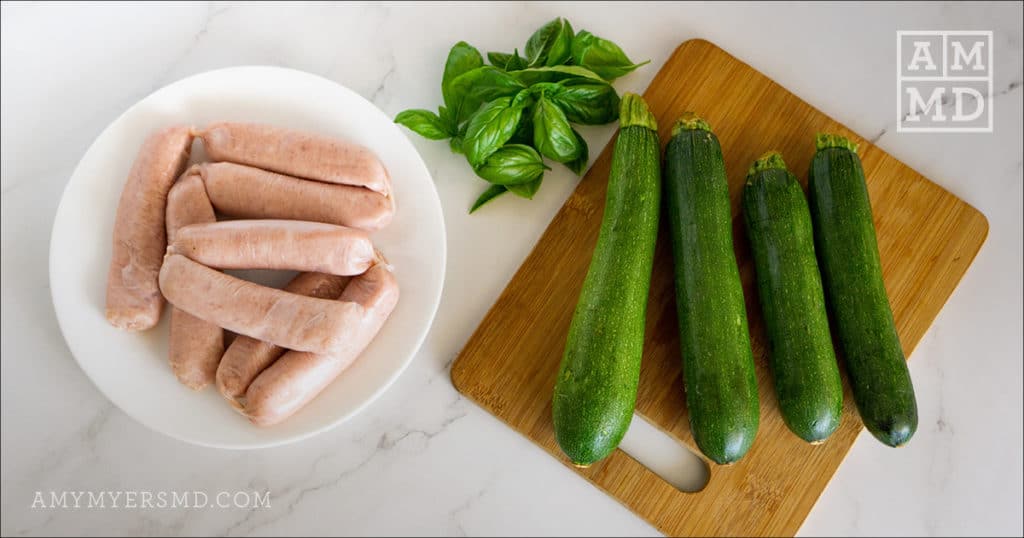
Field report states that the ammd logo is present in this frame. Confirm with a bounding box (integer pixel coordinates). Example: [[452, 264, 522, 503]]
[[897, 31, 993, 132]]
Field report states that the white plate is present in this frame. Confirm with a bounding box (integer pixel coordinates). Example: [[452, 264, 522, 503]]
[[49, 66, 446, 449]]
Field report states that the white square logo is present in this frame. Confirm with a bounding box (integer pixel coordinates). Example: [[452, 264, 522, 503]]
[[897, 31, 993, 133]]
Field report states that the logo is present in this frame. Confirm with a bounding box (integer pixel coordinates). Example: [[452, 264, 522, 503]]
[[897, 31, 993, 132]]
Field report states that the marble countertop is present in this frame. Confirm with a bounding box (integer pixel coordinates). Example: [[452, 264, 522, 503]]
[[2, 2, 1021, 536]]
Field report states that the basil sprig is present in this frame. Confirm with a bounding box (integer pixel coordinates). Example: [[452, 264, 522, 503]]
[[395, 17, 648, 212]]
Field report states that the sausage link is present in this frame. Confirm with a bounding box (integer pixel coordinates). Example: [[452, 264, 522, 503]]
[[166, 171, 212, 239], [195, 162, 394, 231], [164, 172, 223, 389], [159, 254, 363, 355], [196, 122, 390, 195], [244, 263, 399, 426], [216, 272, 350, 403], [105, 125, 193, 330], [168, 220, 375, 275]]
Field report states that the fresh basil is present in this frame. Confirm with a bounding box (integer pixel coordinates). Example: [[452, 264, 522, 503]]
[[506, 49, 528, 71], [525, 18, 573, 67], [548, 79, 620, 125], [507, 177, 543, 199], [487, 51, 514, 69], [475, 144, 548, 185], [449, 135, 465, 154], [513, 65, 604, 86], [442, 42, 484, 110], [394, 109, 451, 140], [447, 66, 526, 125], [571, 30, 649, 81], [527, 82, 562, 96], [438, 105, 458, 135], [510, 113, 533, 145], [487, 49, 529, 71], [564, 127, 589, 175], [548, 18, 574, 66], [462, 96, 527, 167], [511, 87, 534, 109], [470, 184, 508, 213], [533, 94, 581, 163], [393, 18, 648, 212]]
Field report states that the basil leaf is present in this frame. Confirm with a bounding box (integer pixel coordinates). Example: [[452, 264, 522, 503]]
[[506, 48, 528, 71], [545, 18, 574, 66], [449, 135, 464, 154], [449, 120, 468, 154], [564, 128, 589, 175], [438, 105, 458, 135], [447, 66, 526, 125], [487, 50, 528, 71], [511, 87, 534, 109], [474, 144, 549, 185], [507, 177, 543, 199], [394, 109, 451, 140], [528, 82, 562, 96], [547, 79, 620, 125], [525, 18, 570, 67], [486, 50, 528, 71], [442, 42, 484, 109], [487, 51, 514, 69], [571, 30, 649, 81], [533, 94, 581, 163], [462, 97, 527, 167], [470, 184, 508, 213], [510, 113, 533, 145], [512, 65, 605, 86]]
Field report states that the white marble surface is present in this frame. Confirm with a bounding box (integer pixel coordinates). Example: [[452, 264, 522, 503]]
[[2, 2, 1021, 536]]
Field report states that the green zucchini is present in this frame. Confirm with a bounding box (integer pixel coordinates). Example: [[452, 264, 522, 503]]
[[743, 151, 842, 444], [553, 94, 661, 466], [664, 113, 759, 464], [808, 134, 918, 447]]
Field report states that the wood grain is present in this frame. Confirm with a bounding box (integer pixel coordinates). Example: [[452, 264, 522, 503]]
[[450, 39, 988, 537]]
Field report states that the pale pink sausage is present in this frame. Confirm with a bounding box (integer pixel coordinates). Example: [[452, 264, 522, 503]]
[[195, 162, 394, 231], [165, 171, 213, 242], [216, 272, 350, 403], [196, 122, 390, 196], [168, 308, 224, 390], [105, 125, 193, 330], [164, 172, 223, 390], [168, 220, 375, 275], [159, 254, 366, 355], [244, 263, 399, 426]]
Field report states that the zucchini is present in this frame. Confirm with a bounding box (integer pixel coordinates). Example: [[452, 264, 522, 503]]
[[664, 113, 759, 464], [553, 94, 661, 466], [808, 134, 918, 447], [743, 151, 842, 444]]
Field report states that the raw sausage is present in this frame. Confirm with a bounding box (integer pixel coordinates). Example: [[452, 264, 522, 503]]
[[196, 122, 390, 195], [244, 263, 399, 426], [195, 162, 394, 231], [168, 309, 223, 390], [159, 254, 367, 355], [105, 125, 193, 330], [216, 271, 350, 403], [168, 220, 375, 275], [165, 172, 223, 390], [165, 171, 213, 242]]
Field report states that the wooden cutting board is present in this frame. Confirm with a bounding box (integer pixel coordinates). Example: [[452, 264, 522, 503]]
[[450, 39, 988, 536]]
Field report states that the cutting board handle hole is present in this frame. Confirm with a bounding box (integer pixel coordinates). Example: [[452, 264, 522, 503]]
[[618, 413, 709, 493]]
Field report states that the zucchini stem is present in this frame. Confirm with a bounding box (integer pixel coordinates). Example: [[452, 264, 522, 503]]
[[747, 151, 787, 178], [672, 112, 712, 136], [619, 93, 658, 131], [815, 133, 859, 154]]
